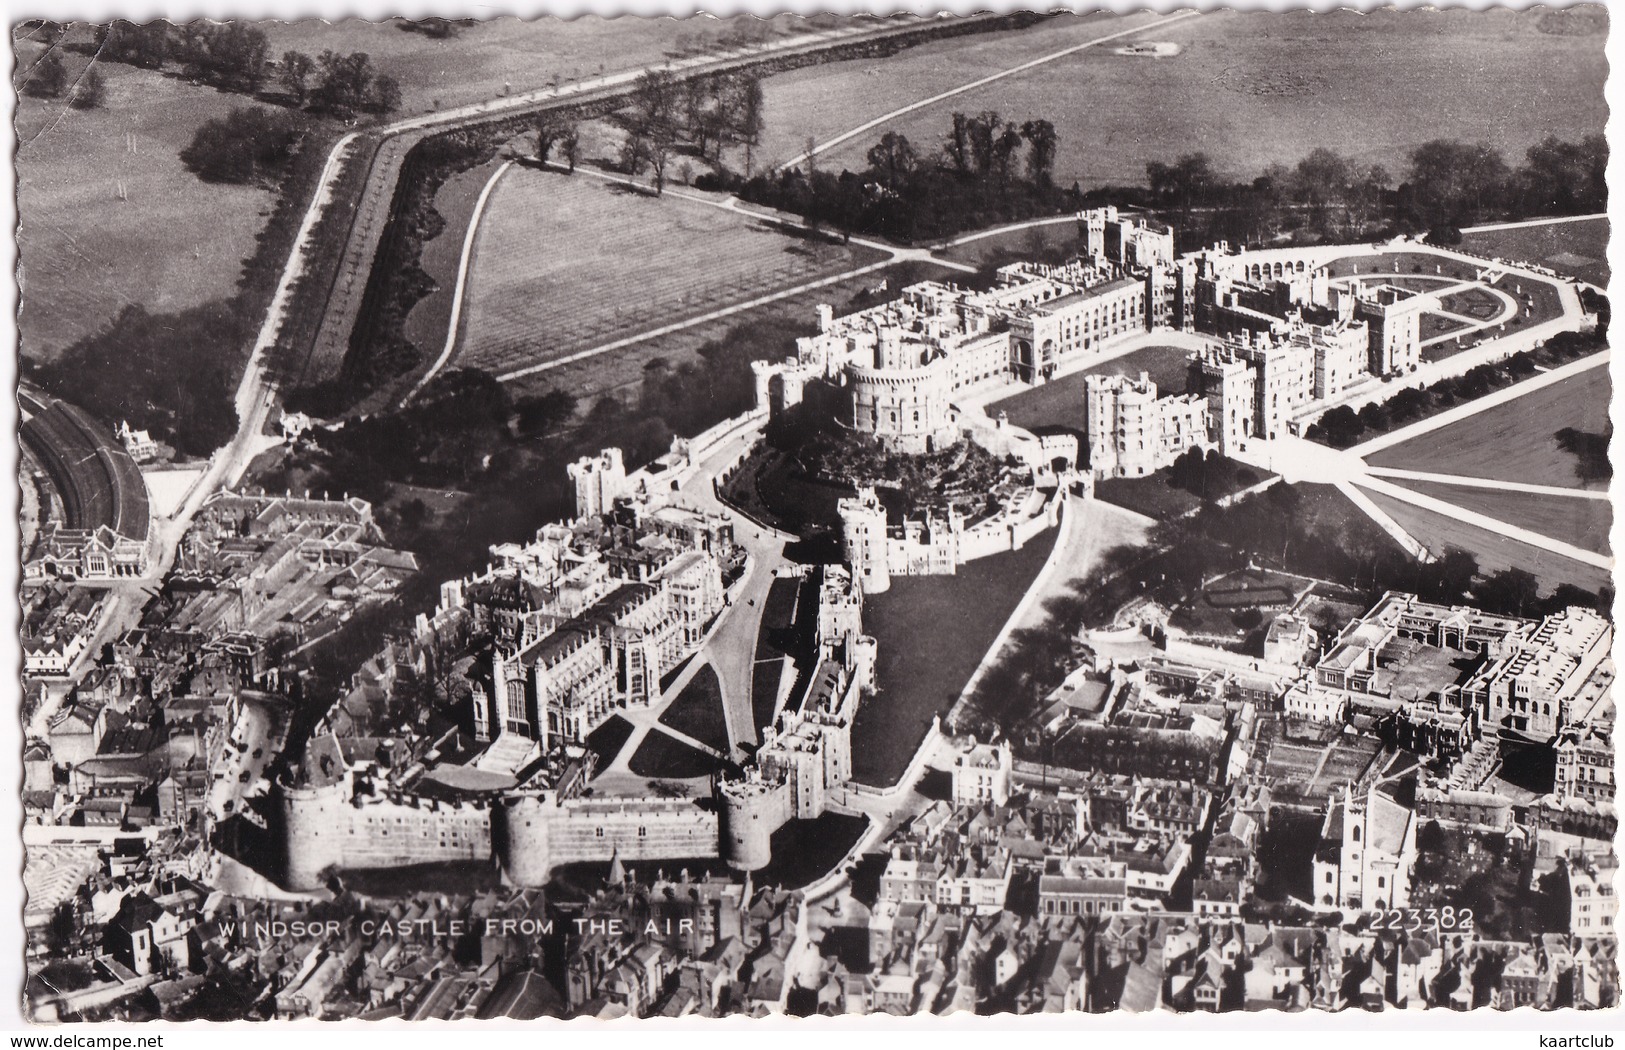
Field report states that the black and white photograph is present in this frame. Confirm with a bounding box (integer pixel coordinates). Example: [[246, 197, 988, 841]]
[[7, 2, 1618, 1029]]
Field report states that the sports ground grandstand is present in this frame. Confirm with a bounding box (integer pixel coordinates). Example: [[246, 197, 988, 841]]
[[20, 388, 151, 549]]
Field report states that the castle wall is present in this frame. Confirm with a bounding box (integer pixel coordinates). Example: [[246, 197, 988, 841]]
[[337, 795, 494, 871]]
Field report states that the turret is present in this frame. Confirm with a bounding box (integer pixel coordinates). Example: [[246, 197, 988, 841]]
[[493, 794, 555, 888], [718, 776, 784, 871], [277, 778, 347, 891]]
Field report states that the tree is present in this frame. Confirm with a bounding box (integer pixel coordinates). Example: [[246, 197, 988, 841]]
[[535, 112, 570, 165], [991, 122, 1024, 187], [99, 21, 171, 70], [1405, 139, 1509, 228], [180, 106, 305, 185], [865, 131, 917, 191], [967, 111, 1001, 179], [368, 74, 401, 115], [945, 111, 972, 174], [311, 49, 377, 119], [732, 74, 765, 176], [69, 65, 106, 109], [1292, 147, 1353, 231], [559, 122, 581, 173], [280, 49, 314, 105], [1020, 118, 1057, 187], [25, 51, 68, 99]]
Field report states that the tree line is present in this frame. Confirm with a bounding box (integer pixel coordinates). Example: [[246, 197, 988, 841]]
[[1131, 134, 1606, 249], [1305, 327, 1604, 449], [717, 110, 1072, 243], [84, 21, 400, 119]]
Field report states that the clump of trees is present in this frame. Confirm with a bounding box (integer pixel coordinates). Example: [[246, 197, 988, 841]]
[[613, 68, 767, 194], [23, 52, 68, 98], [1132, 134, 1607, 251], [31, 301, 247, 457], [724, 110, 1073, 242], [180, 106, 308, 185]]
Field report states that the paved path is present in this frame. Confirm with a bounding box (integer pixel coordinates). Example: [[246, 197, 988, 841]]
[[1352, 474, 1610, 572], [1461, 213, 1607, 234], [1232, 351, 1613, 571], [1365, 466, 1610, 502], [774, 10, 1203, 172], [400, 159, 516, 405]]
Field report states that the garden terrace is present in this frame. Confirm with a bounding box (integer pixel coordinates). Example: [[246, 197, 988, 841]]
[[798, 431, 1031, 525]]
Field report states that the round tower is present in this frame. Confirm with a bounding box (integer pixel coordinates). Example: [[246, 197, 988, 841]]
[[838, 487, 890, 595], [718, 779, 777, 872], [493, 794, 554, 888], [277, 779, 347, 891]]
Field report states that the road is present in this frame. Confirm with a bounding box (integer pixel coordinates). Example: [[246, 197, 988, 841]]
[[118, 13, 1019, 639], [1232, 350, 1614, 572]]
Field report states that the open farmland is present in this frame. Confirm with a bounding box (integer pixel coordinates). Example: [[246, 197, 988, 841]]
[[1387, 479, 1611, 557], [1461, 216, 1610, 288], [761, 8, 1606, 190], [14, 35, 277, 361], [1360, 488, 1612, 597], [259, 14, 863, 118], [1365, 371, 1612, 492], [456, 168, 887, 377]]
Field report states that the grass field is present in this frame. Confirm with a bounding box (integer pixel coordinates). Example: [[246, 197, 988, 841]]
[[259, 15, 856, 117], [585, 714, 634, 770], [15, 37, 277, 360], [986, 343, 1194, 436], [627, 729, 724, 779], [401, 153, 510, 358], [937, 220, 1083, 266], [656, 663, 733, 752], [1460, 216, 1610, 288], [457, 168, 886, 376], [505, 260, 959, 421], [855, 526, 1057, 787], [761, 8, 1606, 189], [1388, 479, 1611, 557], [1366, 371, 1612, 492], [1361, 487, 1612, 596]]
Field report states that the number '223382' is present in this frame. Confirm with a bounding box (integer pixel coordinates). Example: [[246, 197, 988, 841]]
[[1368, 907, 1475, 932]]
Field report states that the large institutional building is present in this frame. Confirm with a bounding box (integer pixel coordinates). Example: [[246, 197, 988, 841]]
[[752, 208, 1470, 485]]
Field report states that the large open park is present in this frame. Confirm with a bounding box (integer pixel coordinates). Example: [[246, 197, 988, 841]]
[[14, 31, 278, 361], [757, 8, 1606, 189]]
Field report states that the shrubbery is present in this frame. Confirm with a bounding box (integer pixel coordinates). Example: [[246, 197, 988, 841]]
[[181, 106, 309, 186], [1305, 328, 1605, 449]]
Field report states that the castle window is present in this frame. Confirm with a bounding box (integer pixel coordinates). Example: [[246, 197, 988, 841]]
[[596, 827, 605, 838], [639, 826, 648, 837]]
